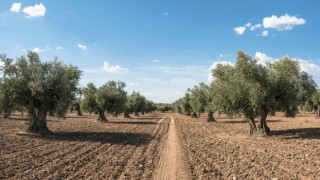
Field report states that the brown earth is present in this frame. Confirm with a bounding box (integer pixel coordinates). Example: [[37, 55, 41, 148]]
[[152, 116, 191, 180], [1, 112, 320, 179], [0, 113, 170, 179], [174, 112, 320, 179]]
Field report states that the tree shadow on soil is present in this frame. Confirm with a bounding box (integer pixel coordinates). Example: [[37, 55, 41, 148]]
[[272, 127, 320, 139], [65, 115, 89, 119], [33, 132, 152, 146]]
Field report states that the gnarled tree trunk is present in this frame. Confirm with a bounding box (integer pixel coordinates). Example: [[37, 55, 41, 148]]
[[258, 109, 270, 136], [207, 111, 216, 122], [191, 112, 198, 118], [134, 111, 139, 116], [124, 112, 130, 118], [314, 108, 320, 118], [27, 107, 51, 135], [247, 117, 257, 135], [97, 110, 107, 122]]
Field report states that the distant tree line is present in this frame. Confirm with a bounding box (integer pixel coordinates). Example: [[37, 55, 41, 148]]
[[0, 51, 165, 135], [173, 51, 320, 136]]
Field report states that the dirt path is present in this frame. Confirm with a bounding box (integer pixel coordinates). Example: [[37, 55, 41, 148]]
[[153, 116, 190, 180]]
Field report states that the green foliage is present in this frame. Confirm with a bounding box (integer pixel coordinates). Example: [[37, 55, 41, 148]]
[[82, 81, 127, 121], [82, 83, 98, 113], [126, 91, 147, 116], [211, 51, 309, 135], [156, 103, 172, 113], [96, 81, 127, 115], [188, 82, 210, 117], [173, 93, 192, 115], [0, 52, 82, 134]]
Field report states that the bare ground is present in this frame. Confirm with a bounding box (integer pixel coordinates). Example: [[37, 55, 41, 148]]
[[0, 113, 170, 179], [152, 116, 191, 180], [1, 112, 320, 179], [174, 112, 320, 179]]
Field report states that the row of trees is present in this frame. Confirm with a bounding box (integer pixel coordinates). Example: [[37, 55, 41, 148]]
[[0, 52, 159, 135], [173, 51, 320, 136], [81, 82, 157, 122]]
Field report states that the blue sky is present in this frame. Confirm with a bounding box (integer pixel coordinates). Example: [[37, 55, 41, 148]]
[[1, 1, 320, 103]]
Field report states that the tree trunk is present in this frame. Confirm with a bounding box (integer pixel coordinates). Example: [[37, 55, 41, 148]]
[[192, 112, 198, 118], [258, 110, 270, 136], [48, 111, 54, 116], [186, 111, 191, 116], [97, 110, 107, 122], [141, 111, 145, 115], [27, 108, 51, 135], [315, 108, 320, 118], [134, 112, 139, 116], [77, 110, 82, 116], [248, 117, 257, 135], [124, 112, 130, 118], [207, 112, 216, 122]]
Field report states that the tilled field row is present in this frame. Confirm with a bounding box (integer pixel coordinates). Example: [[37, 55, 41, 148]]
[[174, 114, 320, 179], [0, 113, 170, 180]]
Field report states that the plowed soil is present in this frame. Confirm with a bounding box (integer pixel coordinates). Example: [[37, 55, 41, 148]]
[[174, 112, 320, 179], [1, 112, 320, 179], [0, 113, 170, 179]]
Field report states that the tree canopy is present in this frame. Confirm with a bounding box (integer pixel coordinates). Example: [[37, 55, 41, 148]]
[[0, 52, 82, 134], [211, 51, 316, 135], [82, 81, 127, 122]]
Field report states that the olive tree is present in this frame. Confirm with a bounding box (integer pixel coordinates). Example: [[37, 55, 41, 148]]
[[0, 52, 81, 134], [173, 93, 192, 116], [211, 51, 305, 136], [126, 91, 146, 117], [82, 81, 127, 122], [188, 82, 216, 121]]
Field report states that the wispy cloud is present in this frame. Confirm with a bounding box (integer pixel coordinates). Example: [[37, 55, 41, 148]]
[[261, 30, 269, 37], [22, 3, 46, 18], [244, 23, 251, 27], [32, 47, 44, 53], [78, 43, 87, 50], [263, 14, 306, 31], [102, 61, 129, 74], [234, 26, 246, 35], [56, 46, 64, 50], [152, 59, 159, 63], [10, 2, 21, 13], [250, 24, 262, 31], [129, 82, 139, 86], [163, 12, 168, 15]]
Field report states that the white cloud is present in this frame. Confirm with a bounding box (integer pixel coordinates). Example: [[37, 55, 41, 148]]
[[219, 54, 224, 58], [295, 59, 320, 76], [234, 26, 246, 35], [129, 82, 138, 86], [32, 47, 44, 53], [22, 3, 46, 18], [152, 59, 159, 63], [208, 61, 234, 81], [245, 22, 252, 27], [56, 46, 64, 50], [10, 2, 21, 13], [261, 30, 269, 37], [250, 24, 262, 31], [163, 12, 168, 15], [78, 43, 87, 50], [263, 14, 306, 31], [102, 61, 128, 74], [255, 52, 320, 79], [255, 52, 274, 66]]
